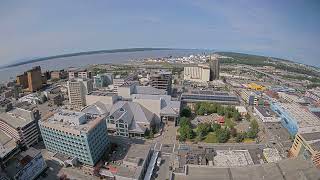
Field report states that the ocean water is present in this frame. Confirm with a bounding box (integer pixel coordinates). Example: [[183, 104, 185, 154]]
[[0, 49, 204, 83]]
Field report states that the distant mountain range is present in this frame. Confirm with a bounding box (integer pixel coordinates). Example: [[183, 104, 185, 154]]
[[0, 48, 174, 69]]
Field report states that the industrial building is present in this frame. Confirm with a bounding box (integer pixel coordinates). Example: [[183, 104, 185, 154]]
[[181, 90, 239, 105], [270, 102, 320, 135], [247, 83, 266, 91], [208, 56, 219, 80], [0, 107, 40, 148], [183, 64, 210, 82], [289, 132, 320, 168], [67, 78, 93, 110], [39, 109, 109, 166]]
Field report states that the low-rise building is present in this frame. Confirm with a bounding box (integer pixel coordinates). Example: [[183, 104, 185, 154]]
[[39, 109, 109, 166], [5, 147, 47, 180], [235, 106, 247, 117], [181, 90, 239, 105], [85, 91, 117, 106], [263, 148, 282, 163], [93, 73, 113, 89], [254, 106, 279, 122], [0, 98, 13, 113], [51, 70, 68, 80], [100, 144, 152, 180], [0, 130, 20, 166], [240, 90, 259, 106], [270, 102, 320, 135]]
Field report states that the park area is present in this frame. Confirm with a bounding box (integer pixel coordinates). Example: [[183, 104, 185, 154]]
[[177, 102, 260, 144]]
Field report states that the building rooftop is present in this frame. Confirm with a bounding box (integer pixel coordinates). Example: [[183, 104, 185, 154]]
[[174, 157, 320, 180], [0, 108, 35, 128], [0, 130, 17, 158], [134, 86, 167, 95], [40, 109, 104, 135], [300, 131, 320, 151], [88, 91, 117, 96], [255, 106, 273, 117], [277, 103, 320, 133]]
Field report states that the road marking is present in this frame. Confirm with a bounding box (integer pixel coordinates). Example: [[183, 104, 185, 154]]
[[159, 143, 163, 151], [154, 142, 158, 150], [173, 144, 176, 153]]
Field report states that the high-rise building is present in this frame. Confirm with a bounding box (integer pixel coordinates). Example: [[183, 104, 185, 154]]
[[0, 107, 40, 148], [16, 66, 46, 92], [68, 78, 93, 110], [39, 109, 109, 166], [184, 64, 210, 82], [150, 71, 172, 94], [209, 56, 220, 80]]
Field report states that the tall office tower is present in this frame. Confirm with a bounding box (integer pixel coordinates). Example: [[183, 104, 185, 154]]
[[39, 109, 109, 166], [16, 66, 46, 92], [68, 78, 93, 110], [209, 56, 220, 81], [93, 73, 113, 89], [150, 71, 172, 94], [184, 64, 210, 82]]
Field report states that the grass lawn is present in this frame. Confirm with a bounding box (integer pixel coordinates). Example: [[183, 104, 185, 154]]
[[243, 138, 255, 143], [203, 132, 218, 143]]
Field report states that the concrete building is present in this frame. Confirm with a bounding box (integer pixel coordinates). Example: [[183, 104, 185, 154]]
[[270, 102, 320, 135], [113, 73, 138, 93], [181, 90, 239, 105], [0, 108, 40, 148], [235, 106, 247, 117], [39, 109, 109, 166], [18, 93, 46, 105], [254, 106, 279, 122], [5, 147, 47, 180], [184, 64, 210, 82], [50, 70, 67, 80], [100, 144, 152, 180], [263, 148, 282, 163], [208, 56, 220, 80], [16, 66, 46, 92], [149, 71, 172, 94], [67, 78, 93, 110], [278, 92, 306, 104], [240, 90, 259, 106], [305, 89, 320, 102], [85, 91, 117, 107], [68, 68, 92, 79], [0, 130, 19, 166], [93, 73, 113, 89], [0, 98, 13, 113], [289, 132, 320, 168]]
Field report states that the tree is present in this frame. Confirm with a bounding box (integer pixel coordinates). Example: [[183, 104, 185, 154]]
[[245, 113, 251, 121], [230, 127, 237, 137], [211, 123, 221, 132], [216, 128, 230, 143], [179, 125, 194, 140], [236, 133, 245, 143], [180, 107, 192, 118], [196, 123, 211, 138], [179, 117, 191, 127], [233, 111, 241, 121], [217, 106, 225, 116], [247, 119, 259, 139], [197, 106, 207, 115]]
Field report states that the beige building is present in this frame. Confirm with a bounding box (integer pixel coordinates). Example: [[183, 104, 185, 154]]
[[184, 64, 210, 82], [67, 78, 93, 110], [16, 66, 45, 92], [289, 132, 320, 168]]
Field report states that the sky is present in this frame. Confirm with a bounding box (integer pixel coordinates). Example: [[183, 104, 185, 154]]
[[1, 0, 320, 66]]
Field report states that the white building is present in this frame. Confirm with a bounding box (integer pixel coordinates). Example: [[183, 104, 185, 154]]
[[184, 64, 210, 82], [67, 78, 93, 110], [85, 91, 117, 107]]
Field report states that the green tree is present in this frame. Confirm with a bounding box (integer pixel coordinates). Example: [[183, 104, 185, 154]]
[[180, 107, 192, 118], [211, 123, 221, 132], [196, 123, 211, 138], [216, 128, 230, 143], [179, 117, 191, 127], [230, 127, 237, 137], [236, 133, 245, 143], [247, 119, 259, 139], [179, 125, 194, 140]]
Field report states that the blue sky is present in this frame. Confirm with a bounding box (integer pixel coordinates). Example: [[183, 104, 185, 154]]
[[1, 0, 320, 66]]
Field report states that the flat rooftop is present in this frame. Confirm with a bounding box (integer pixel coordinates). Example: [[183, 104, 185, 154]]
[[255, 106, 273, 117], [40, 109, 104, 135], [300, 131, 320, 152], [174, 157, 320, 180], [214, 150, 254, 167], [0, 108, 34, 128], [277, 103, 320, 132], [88, 91, 116, 96], [0, 130, 17, 158]]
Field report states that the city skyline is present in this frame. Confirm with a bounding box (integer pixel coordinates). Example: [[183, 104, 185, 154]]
[[1, 0, 320, 67]]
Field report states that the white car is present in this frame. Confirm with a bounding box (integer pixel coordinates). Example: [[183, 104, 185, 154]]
[[157, 158, 162, 166]]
